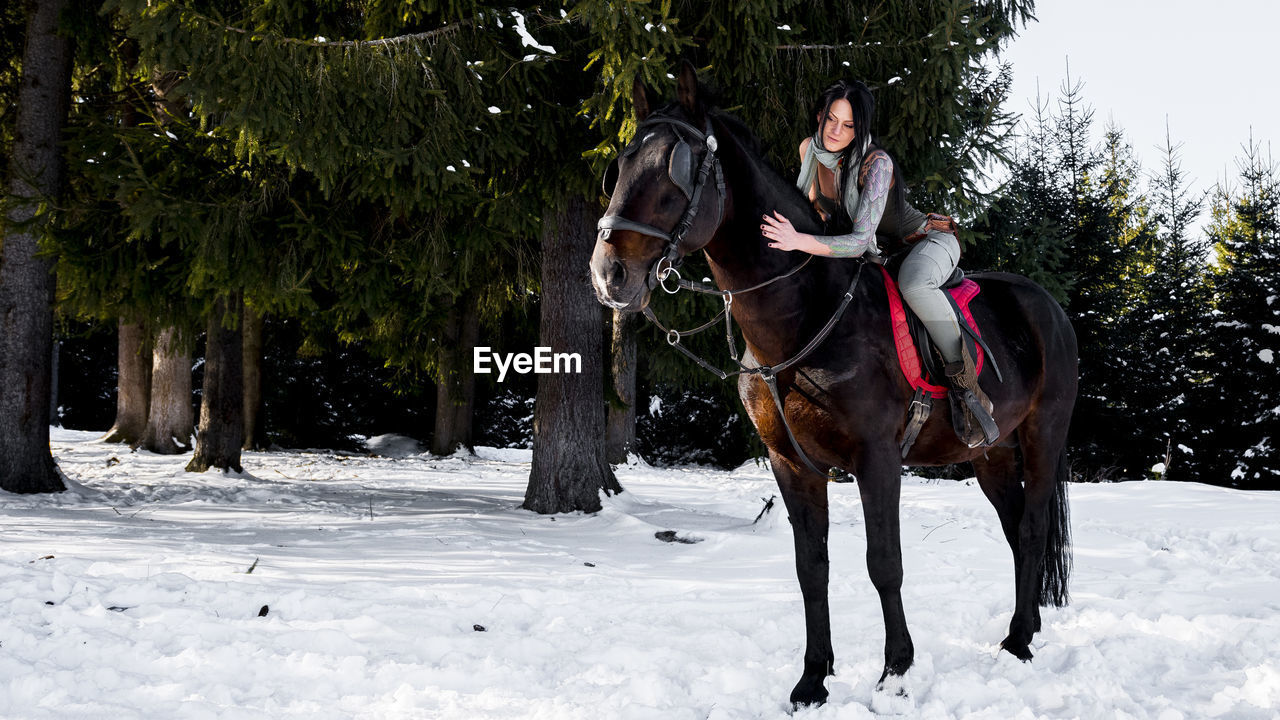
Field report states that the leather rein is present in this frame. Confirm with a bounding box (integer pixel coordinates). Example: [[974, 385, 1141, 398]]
[[596, 114, 861, 483]]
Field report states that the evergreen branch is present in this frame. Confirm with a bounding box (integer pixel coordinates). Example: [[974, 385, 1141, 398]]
[[187, 10, 470, 49], [775, 41, 918, 50]]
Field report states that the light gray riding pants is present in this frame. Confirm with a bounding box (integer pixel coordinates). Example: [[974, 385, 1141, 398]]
[[898, 229, 963, 364]]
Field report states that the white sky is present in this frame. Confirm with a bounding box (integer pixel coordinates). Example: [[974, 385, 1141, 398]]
[[998, 0, 1278, 204]]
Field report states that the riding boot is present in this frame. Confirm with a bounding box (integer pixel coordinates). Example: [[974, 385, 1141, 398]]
[[944, 343, 999, 448]]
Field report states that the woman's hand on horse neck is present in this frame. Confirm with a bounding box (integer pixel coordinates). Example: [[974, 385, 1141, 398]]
[[761, 211, 833, 255], [760, 209, 872, 258], [764, 150, 892, 259]]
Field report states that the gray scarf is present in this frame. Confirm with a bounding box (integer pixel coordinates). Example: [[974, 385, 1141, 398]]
[[794, 129, 872, 219]]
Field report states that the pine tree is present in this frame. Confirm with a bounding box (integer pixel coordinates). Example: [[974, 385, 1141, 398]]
[[1047, 77, 1152, 480], [1132, 124, 1210, 480], [1091, 124, 1158, 477], [968, 93, 1072, 301], [57, 2, 542, 472], [1199, 138, 1280, 487], [976, 74, 1162, 480]]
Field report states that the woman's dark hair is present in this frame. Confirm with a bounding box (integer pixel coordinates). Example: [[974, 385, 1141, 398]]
[[812, 78, 907, 231]]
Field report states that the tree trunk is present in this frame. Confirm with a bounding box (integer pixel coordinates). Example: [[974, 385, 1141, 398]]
[[606, 309, 641, 464], [50, 332, 61, 427], [454, 300, 479, 451], [0, 0, 72, 494], [188, 293, 245, 473], [242, 306, 266, 450], [431, 295, 480, 455], [524, 197, 621, 513], [102, 320, 152, 444], [431, 305, 462, 455], [139, 325, 194, 453]]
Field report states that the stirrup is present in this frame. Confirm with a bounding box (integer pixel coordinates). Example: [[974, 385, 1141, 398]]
[[959, 390, 1000, 447]]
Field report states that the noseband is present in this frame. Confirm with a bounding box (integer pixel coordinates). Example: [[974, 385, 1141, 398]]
[[596, 115, 726, 292]]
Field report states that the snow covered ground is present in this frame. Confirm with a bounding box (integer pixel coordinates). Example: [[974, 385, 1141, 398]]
[[2, 429, 1278, 719]]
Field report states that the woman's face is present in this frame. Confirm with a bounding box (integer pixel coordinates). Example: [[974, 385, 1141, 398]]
[[820, 98, 856, 153]]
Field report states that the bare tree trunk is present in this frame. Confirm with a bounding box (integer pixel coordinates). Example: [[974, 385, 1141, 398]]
[[0, 0, 72, 494], [188, 293, 244, 473], [139, 325, 194, 454], [50, 332, 61, 427], [524, 197, 621, 513], [454, 300, 479, 452], [431, 295, 480, 455], [102, 320, 152, 444], [242, 306, 266, 450], [431, 305, 462, 455], [606, 309, 641, 464]]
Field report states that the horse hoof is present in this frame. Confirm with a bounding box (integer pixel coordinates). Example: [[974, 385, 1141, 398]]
[[789, 678, 828, 710], [999, 636, 1034, 662], [872, 672, 913, 715]]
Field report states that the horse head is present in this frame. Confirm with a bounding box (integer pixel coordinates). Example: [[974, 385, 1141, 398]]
[[590, 62, 727, 312]]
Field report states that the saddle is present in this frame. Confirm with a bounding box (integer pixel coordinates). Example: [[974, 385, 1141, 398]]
[[875, 262, 1002, 457]]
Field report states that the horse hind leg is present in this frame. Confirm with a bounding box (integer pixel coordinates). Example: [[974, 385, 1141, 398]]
[[1000, 424, 1072, 661], [973, 445, 1041, 648], [973, 445, 1025, 571]]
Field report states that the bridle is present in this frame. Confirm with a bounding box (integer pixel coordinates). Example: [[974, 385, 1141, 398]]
[[596, 112, 863, 483], [597, 114, 726, 294]]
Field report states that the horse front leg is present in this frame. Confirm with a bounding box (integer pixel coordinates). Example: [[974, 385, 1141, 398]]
[[856, 446, 914, 690], [770, 450, 834, 708]]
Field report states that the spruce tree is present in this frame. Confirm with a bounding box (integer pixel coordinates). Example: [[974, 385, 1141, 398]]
[[968, 94, 1072, 301], [977, 75, 1159, 480], [59, 2, 541, 470], [1199, 138, 1280, 487], [1134, 125, 1210, 480], [1092, 124, 1157, 477], [1046, 78, 1150, 480]]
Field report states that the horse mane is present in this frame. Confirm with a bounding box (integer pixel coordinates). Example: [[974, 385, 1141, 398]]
[[705, 108, 825, 236], [642, 99, 825, 238]]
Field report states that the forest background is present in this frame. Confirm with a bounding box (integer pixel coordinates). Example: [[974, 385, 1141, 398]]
[[2, 0, 1277, 500]]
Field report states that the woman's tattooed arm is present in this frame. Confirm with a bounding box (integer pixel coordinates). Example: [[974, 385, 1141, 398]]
[[815, 152, 892, 257]]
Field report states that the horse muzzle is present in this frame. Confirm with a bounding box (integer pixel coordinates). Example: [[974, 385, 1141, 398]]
[[589, 245, 651, 312]]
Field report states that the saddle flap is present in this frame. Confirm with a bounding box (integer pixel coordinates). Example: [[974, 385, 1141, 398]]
[[877, 264, 985, 399]]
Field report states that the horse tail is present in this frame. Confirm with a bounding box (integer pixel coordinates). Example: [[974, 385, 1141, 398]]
[[1038, 445, 1073, 608]]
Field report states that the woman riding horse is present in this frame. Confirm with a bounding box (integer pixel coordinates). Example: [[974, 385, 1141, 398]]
[[760, 79, 998, 448]]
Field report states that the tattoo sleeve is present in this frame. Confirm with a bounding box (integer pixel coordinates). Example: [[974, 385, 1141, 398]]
[[814, 153, 892, 258]]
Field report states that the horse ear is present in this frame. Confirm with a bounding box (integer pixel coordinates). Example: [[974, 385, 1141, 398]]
[[633, 75, 652, 122], [676, 60, 701, 120]]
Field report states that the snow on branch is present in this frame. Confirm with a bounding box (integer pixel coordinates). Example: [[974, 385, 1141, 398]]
[[188, 10, 471, 49]]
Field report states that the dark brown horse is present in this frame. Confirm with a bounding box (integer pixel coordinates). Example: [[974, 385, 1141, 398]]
[[590, 65, 1077, 709]]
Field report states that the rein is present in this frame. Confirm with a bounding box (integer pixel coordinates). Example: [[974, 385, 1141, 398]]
[[642, 261, 863, 483]]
